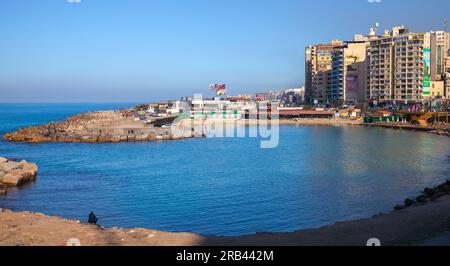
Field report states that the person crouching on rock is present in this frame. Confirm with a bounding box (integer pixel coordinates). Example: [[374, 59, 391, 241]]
[[88, 211, 98, 225]]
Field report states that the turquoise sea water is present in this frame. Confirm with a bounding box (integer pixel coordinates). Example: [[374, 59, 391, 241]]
[[0, 103, 449, 236]]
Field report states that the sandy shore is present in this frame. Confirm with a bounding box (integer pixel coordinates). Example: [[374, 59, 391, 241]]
[[2, 194, 450, 246]]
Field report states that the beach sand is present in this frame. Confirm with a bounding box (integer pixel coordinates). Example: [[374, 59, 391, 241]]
[[1, 194, 450, 246]]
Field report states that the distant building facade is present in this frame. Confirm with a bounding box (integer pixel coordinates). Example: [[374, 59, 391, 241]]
[[367, 27, 438, 104], [280, 87, 305, 107], [305, 40, 343, 104], [306, 25, 450, 107], [332, 41, 368, 105]]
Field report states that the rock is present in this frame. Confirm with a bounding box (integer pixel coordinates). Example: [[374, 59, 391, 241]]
[[98, 135, 112, 143], [416, 195, 427, 204], [0, 159, 37, 187], [0, 185, 7, 195], [22, 163, 38, 173], [0, 170, 6, 182], [3, 173, 23, 187], [140, 134, 149, 141], [22, 165, 38, 181], [16, 169, 33, 183], [71, 136, 81, 143], [0, 157, 7, 163], [436, 184, 450, 193], [81, 136, 98, 143], [135, 135, 147, 142], [423, 187, 437, 197], [111, 135, 121, 143], [394, 205, 405, 211], [148, 133, 157, 141], [430, 192, 447, 201], [0, 161, 20, 172], [404, 198, 414, 207]]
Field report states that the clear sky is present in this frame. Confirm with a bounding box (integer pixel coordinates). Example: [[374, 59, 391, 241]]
[[1, 0, 450, 103]]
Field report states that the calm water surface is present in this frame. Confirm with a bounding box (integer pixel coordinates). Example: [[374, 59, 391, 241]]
[[0, 104, 449, 236]]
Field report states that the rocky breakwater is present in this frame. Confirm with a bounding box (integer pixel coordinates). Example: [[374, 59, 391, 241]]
[[2, 110, 194, 143], [394, 180, 450, 211], [0, 157, 38, 195], [3, 111, 123, 143], [429, 129, 450, 137]]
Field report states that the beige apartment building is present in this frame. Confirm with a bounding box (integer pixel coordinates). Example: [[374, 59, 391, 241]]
[[367, 27, 438, 104], [305, 40, 343, 104], [436, 31, 450, 76], [429, 81, 445, 98], [444, 57, 450, 98], [440, 33, 450, 99], [331, 41, 369, 105]]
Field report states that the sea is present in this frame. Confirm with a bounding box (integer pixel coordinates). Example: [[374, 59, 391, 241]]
[[0, 103, 449, 236]]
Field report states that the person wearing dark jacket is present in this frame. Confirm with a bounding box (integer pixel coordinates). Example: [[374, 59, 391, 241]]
[[88, 211, 98, 225]]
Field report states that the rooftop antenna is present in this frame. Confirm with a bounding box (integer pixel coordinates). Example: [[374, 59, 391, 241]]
[[369, 22, 379, 36]]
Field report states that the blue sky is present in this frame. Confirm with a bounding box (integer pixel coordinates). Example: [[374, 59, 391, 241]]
[[1, 0, 450, 102]]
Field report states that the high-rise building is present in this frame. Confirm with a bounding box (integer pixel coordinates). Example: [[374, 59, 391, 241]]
[[444, 57, 450, 98], [445, 75, 450, 99], [435, 31, 450, 76], [305, 40, 343, 104], [306, 26, 448, 106], [367, 27, 438, 104], [331, 42, 369, 105], [436, 31, 450, 100]]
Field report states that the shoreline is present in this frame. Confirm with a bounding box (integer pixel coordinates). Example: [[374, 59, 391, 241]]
[[2, 179, 450, 246], [363, 123, 450, 137], [2, 194, 450, 246], [2, 109, 363, 144], [5, 108, 448, 145]]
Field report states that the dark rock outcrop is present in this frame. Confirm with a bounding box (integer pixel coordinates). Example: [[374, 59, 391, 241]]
[[394, 180, 450, 211]]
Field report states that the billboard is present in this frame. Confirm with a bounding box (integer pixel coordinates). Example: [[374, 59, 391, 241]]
[[423, 48, 431, 95], [345, 66, 359, 103], [209, 84, 227, 95], [344, 53, 360, 103]]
